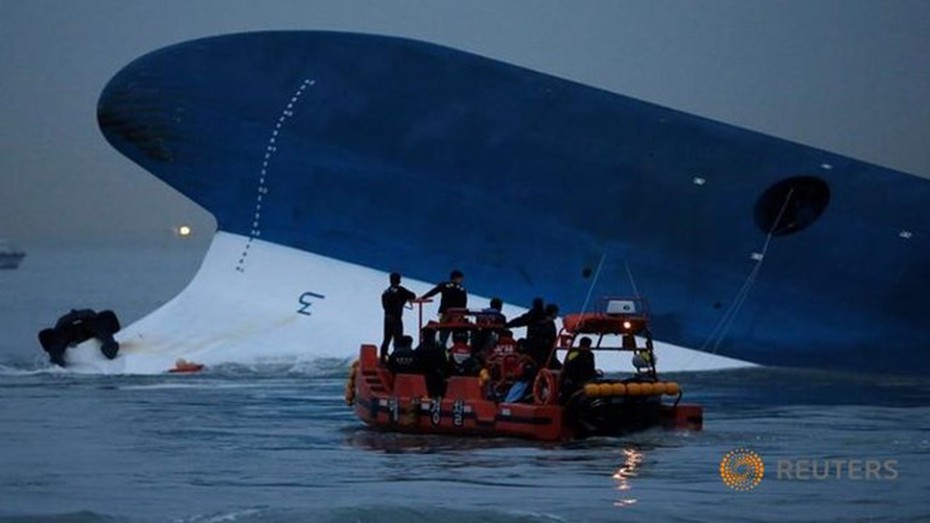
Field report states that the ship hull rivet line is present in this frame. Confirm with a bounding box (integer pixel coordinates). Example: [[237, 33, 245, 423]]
[[236, 77, 316, 273]]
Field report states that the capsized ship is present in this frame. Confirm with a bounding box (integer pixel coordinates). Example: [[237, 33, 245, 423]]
[[94, 31, 929, 375]]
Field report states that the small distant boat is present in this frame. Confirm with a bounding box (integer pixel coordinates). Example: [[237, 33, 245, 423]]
[[168, 359, 205, 374], [0, 240, 26, 270]]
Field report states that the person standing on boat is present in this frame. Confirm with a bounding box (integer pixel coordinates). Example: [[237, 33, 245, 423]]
[[533, 304, 562, 370], [505, 298, 544, 357], [381, 272, 417, 361], [506, 297, 544, 332], [419, 269, 467, 346], [560, 336, 598, 402], [509, 300, 560, 369]]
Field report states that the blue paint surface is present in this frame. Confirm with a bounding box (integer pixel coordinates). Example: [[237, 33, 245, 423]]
[[97, 31, 930, 373]]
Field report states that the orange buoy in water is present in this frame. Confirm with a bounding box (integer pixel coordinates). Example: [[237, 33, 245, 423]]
[[169, 359, 204, 373], [626, 382, 642, 396]]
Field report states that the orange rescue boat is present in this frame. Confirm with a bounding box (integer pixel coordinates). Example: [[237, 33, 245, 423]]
[[347, 297, 703, 441]]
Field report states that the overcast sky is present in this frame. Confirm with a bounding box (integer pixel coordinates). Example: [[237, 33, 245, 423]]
[[2, 0, 929, 244]]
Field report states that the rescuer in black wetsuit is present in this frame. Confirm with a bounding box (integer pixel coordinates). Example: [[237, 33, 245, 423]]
[[419, 269, 467, 346], [381, 272, 417, 361], [507, 299, 560, 369], [535, 304, 562, 369], [560, 336, 598, 402], [416, 327, 448, 397], [506, 297, 544, 331]]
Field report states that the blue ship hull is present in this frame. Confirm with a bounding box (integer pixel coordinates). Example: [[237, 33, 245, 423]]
[[97, 32, 929, 374]]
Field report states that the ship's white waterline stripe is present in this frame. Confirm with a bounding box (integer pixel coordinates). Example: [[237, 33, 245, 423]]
[[62, 232, 754, 375]]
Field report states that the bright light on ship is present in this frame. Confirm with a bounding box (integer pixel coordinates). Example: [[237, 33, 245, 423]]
[[177, 225, 192, 238]]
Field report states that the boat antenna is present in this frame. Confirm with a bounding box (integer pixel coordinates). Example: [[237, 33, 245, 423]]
[[625, 261, 641, 298], [580, 253, 607, 314]]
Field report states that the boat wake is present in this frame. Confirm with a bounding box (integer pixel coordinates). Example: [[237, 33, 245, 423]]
[[0, 356, 354, 379]]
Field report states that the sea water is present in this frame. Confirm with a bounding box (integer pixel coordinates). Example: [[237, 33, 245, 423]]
[[1, 245, 928, 522]]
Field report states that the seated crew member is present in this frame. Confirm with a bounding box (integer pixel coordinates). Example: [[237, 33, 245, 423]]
[[473, 297, 506, 358], [419, 269, 467, 346], [491, 338, 538, 403], [479, 328, 516, 374], [388, 335, 417, 374], [448, 331, 480, 376], [492, 329, 517, 354], [415, 327, 440, 352], [560, 336, 598, 403], [416, 327, 448, 397], [396, 335, 414, 351], [502, 340, 538, 403]]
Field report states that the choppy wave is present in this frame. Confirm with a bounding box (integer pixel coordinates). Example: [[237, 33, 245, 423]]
[[179, 506, 567, 523], [0, 356, 355, 380], [0, 512, 131, 523], [3, 363, 930, 521], [1, 507, 567, 523], [5, 245, 930, 522]]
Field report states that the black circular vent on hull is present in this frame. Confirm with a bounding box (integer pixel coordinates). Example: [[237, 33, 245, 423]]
[[755, 176, 830, 236]]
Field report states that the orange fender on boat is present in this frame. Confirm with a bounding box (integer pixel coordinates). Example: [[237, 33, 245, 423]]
[[532, 369, 559, 405]]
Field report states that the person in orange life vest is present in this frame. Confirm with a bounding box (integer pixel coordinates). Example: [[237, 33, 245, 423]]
[[502, 338, 539, 403], [449, 331, 480, 376]]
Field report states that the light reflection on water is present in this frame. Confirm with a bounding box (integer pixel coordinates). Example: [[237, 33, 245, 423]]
[[612, 447, 644, 507]]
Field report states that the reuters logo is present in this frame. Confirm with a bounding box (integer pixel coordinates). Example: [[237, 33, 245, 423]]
[[720, 448, 764, 491]]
